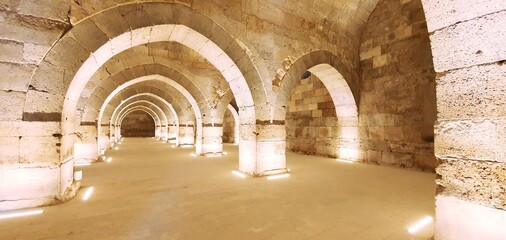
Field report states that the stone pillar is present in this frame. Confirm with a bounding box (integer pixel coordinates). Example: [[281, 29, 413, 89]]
[[73, 125, 98, 164], [161, 124, 168, 141], [238, 121, 287, 176], [255, 121, 287, 175], [0, 121, 68, 211], [201, 124, 223, 154], [109, 124, 116, 144], [178, 124, 195, 145], [155, 125, 161, 139], [168, 123, 178, 141], [98, 125, 110, 151], [421, 1, 506, 239], [115, 124, 121, 140]]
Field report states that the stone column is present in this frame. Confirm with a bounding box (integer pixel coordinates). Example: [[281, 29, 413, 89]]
[[167, 123, 178, 142], [238, 121, 287, 176], [421, 1, 506, 239], [155, 125, 161, 139], [178, 124, 195, 145], [98, 124, 110, 152], [254, 121, 287, 175], [201, 124, 223, 154], [73, 124, 98, 164]]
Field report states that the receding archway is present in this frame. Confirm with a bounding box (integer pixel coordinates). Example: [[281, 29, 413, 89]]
[[120, 110, 156, 138]]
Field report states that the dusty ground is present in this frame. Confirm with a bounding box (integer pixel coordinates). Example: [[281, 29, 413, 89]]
[[0, 137, 435, 240]]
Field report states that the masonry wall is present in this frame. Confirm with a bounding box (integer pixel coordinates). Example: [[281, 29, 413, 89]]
[[222, 109, 235, 143], [358, 0, 437, 171], [286, 74, 338, 157], [120, 111, 155, 137]]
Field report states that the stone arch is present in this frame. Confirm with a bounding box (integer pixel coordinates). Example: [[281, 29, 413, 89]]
[[119, 107, 159, 138], [113, 100, 167, 139], [79, 62, 213, 125], [114, 105, 162, 132], [97, 75, 202, 152], [113, 93, 179, 143], [99, 84, 194, 148], [23, 2, 272, 186], [110, 97, 172, 141], [276, 50, 360, 160], [119, 107, 160, 127], [275, 50, 359, 118]]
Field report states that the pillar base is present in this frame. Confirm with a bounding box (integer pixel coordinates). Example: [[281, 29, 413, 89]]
[[0, 162, 80, 211], [179, 144, 194, 148], [238, 168, 290, 177]]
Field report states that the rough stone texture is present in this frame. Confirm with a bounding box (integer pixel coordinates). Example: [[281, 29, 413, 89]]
[[359, 0, 436, 171], [121, 111, 156, 137], [421, 0, 506, 239], [429, 10, 506, 72], [286, 74, 338, 158], [436, 159, 506, 211], [436, 63, 506, 120]]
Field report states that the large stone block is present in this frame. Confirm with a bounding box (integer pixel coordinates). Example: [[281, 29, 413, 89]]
[[0, 164, 60, 211], [0, 136, 20, 163], [19, 136, 59, 164], [68, 19, 109, 52], [430, 10, 506, 72], [0, 62, 34, 91], [436, 63, 506, 120], [437, 158, 505, 210], [0, 121, 60, 137], [18, 0, 70, 22], [0, 91, 25, 120], [0, 11, 65, 46], [422, 0, 506, 32], [23, 43, 48, 64], [435, 120, 506, 162], [0, 39, 23, 62]]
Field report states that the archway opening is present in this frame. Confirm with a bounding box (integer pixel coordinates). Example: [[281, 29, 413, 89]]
[[284, 65, 359, 160], [121, 110, 156, 137]]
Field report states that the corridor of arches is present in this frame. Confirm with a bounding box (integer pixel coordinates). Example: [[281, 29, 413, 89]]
[[0, 0, 504, 239]]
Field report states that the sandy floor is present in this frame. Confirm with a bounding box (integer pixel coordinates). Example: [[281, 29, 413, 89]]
[[0, 137, 435, 240]]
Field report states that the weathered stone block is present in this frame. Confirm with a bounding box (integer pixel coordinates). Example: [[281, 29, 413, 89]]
[[430, 10, 506, 72], [435, 119, 506, 163], [18, 0, 69, 22], [0, 39, 23, 62], [0, 136, 20, 164], [19, 136, 59, 164], [422, 0, 506, 32], [436, 63, 506, 120], [0, 91, 25, 120], [437, 158, 506, 210]]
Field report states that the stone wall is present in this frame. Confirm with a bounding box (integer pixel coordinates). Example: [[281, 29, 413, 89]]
[[120, 111, 155, 137], [421, 0, 506, 238], [358, 0, 437, 171], [222, 109, 235, 143], [286, 74, 338, 157]]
